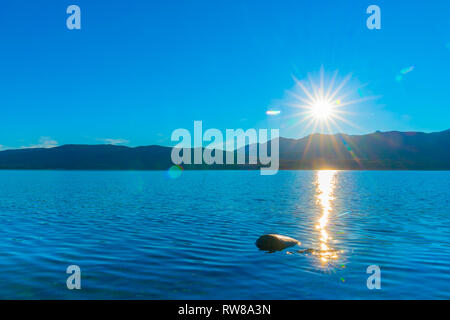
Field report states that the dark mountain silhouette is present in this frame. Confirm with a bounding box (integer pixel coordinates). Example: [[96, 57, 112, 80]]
[[274, 129, 450, 169], [0, 130, 449, 170]]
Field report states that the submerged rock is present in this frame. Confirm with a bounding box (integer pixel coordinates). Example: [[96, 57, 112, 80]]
[[255, 234, 301, 252]]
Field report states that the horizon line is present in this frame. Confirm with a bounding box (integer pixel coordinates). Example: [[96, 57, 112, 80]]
[[1, 128, 449, 152]]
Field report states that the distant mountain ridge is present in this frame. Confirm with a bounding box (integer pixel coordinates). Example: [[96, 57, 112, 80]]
[[274, 129, 450, 169], [0, 130, 449, 170]]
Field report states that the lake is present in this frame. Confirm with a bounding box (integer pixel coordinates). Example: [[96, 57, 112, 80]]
[[0, 170, 449, 299]]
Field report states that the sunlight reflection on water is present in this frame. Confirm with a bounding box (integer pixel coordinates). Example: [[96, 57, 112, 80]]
[[315, 170, 339, 264]]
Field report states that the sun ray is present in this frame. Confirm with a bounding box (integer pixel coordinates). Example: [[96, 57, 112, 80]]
[[326, 73, 352, 102], [293, 77, 316, 103], [320, 66, 325, 98], [301, 120, 320, 162], [335, 96, 377, 108], [325, 70, 338, 99], [287, 92, 315, 106], [330, 113, 362, 130]]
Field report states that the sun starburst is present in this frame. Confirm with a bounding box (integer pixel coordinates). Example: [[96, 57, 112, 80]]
[[311, 99, 334, 120], [285, 68, 373, 135]]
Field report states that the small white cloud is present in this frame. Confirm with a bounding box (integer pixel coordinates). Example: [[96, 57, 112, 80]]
[[21, 137, 58, 149], [98, 138, 129, 145]]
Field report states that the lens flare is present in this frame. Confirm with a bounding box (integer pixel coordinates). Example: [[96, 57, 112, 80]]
[[266, 110, 281, 116], [400, 66, 414, 75], [167, 165, 183, 179]]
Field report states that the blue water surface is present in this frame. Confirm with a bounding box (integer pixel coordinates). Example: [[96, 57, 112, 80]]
[[0, 170, 449, 299]]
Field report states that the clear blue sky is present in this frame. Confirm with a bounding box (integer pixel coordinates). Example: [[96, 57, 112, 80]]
[[0, 0, 449, 149]]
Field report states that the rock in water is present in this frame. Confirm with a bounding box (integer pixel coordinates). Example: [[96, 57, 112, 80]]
[[256, 234, 301, 252]]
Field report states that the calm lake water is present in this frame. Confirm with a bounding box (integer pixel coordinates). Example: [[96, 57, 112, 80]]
[[0, 170, 449, 299]]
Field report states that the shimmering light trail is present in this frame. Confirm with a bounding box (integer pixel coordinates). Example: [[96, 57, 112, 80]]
[[315, 170, 339, 263]]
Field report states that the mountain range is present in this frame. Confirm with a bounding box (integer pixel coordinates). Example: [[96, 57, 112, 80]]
[[0, 130, 449, 170]]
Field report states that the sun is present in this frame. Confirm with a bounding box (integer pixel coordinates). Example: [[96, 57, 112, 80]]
[[311, 99, 334, 120], [284, 68, 373, 134]]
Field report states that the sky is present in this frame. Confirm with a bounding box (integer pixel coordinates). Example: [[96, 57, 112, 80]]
[[0, 0, 449, 149]]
